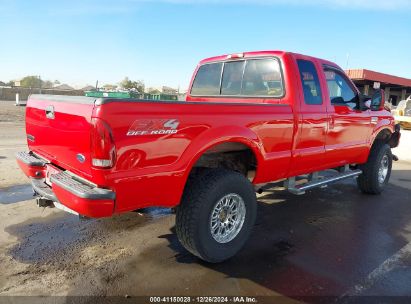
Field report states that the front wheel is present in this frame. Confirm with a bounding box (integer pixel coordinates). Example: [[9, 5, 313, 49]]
[[357, 142, 392, 194], [176, 169, 257, 263]]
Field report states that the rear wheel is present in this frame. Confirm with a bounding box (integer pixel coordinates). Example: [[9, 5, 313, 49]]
[[357, 142, 392, 194], [176, 169, 257, 263]]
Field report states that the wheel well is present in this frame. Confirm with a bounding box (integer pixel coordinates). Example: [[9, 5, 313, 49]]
[[375, 129, 391, 143], [191, 142, 257, 181], [373, 128, 396, 148]]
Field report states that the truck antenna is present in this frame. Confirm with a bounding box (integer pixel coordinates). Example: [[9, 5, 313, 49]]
[[346, 53, 350, 70]]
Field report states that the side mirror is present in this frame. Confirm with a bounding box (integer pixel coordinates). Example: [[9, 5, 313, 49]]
[[370, 89, 385, 111], [331, 96, 345, 104]]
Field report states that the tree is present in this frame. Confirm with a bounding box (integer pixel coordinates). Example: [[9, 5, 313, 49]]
[[21, 76, 42, 88], [103, 84, 118, 91], [42, 80, 53, 89], [120, 77, 145, 93]]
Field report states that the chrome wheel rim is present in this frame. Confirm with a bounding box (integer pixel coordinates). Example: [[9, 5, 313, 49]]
[[209, 193, 246, 244], [378, 154, 389, 184]]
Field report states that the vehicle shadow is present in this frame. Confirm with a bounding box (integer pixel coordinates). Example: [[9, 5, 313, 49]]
[[158, 169, 411, 302]]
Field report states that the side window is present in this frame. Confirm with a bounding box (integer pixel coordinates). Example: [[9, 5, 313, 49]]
[[297, 60, 322, 105], [242, 59, 283, 97], [191, 63, 223, 96], [221, 61, 245, 95], [324, 69, 358, 108]]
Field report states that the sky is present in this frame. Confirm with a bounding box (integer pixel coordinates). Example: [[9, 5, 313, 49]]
[[1, 0, 410, 90]]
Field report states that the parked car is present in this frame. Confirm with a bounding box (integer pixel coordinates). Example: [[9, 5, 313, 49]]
[[16, 51, 400, 262]]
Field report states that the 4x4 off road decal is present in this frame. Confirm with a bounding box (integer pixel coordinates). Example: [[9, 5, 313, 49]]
[[127, 119, 180, 136]]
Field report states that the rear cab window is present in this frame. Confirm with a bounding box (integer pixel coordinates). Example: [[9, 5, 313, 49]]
[[221, 61, 245, 95], [190, 63, 223, 96], [190, 57, 284, 99], [242, 59, 283, 97]]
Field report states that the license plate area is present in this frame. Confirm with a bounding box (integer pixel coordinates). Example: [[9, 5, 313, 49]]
[[45, 164, 61, 186]]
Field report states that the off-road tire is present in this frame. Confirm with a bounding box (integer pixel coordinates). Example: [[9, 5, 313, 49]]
[[176, 169, 257, 263], [357, 142, 392, 194]]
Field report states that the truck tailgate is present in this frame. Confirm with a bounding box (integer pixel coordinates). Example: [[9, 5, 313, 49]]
[[25, 95, 97, 178]]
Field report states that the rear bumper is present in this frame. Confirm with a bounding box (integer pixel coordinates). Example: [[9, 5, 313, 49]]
[[16, 151, 115, 218], [15, 151, 47, 179]]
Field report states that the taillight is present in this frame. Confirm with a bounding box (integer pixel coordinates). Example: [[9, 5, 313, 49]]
[[90, 118, 116, 168]]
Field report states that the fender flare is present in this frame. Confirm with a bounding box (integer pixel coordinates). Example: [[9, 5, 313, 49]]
[[181, 126, 265, 183], [369, 123, 400, 149]]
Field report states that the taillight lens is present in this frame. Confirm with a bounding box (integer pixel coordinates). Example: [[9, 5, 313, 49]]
[[90, 118, 116, 168]]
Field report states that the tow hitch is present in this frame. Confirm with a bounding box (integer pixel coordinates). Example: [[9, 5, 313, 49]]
[[36, 197, 54, 208]]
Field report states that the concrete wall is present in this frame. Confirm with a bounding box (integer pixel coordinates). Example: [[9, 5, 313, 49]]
[[0, 87, 84, 101]]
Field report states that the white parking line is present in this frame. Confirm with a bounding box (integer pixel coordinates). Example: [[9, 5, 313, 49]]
[[338, 242, 411, 301]]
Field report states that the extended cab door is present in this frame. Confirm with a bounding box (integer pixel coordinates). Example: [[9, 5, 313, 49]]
[[289, 57, 328, 176], [322, 66, 371, 166]]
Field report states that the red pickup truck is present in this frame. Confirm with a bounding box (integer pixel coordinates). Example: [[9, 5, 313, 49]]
[[17, 50, 400, 262]]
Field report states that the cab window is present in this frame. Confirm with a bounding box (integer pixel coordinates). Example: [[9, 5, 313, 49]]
[[190, 58, 284, 98], [191, 63, 223, 96], [221, 61, 245, 95], [297, 59, 322, 105], [241, 59, 283, 97], [324, 68, 358, 108]]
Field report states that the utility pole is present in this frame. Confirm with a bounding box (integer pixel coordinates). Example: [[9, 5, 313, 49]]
[[345, 53, 350, 70], [38, 75, 42, 94]]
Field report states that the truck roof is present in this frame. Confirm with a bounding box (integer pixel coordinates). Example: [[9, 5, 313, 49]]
[[199, 50, 287, 64], [199, 50, 339, 69]]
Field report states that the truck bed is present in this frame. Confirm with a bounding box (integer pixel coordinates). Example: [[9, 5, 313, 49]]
[[23, 94, 294, 215]]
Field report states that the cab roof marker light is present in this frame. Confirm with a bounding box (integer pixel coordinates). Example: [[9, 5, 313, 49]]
[[227, 53, 244, 59]]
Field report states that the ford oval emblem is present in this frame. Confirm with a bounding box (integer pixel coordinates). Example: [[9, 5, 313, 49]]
[[76, 154, 86, 163]]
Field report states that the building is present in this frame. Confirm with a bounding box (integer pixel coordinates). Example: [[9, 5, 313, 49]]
[[346, 69, 411, 106], [81, 85, 97, 91], [53, 84, 75, 91], [162, 86, 178, 95]]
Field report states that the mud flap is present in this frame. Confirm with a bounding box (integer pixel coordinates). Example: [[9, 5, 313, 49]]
[[389, 124, 401, 148]]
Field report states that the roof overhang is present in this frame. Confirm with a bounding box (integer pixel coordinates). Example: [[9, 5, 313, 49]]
[[345, 69, 411, 87]]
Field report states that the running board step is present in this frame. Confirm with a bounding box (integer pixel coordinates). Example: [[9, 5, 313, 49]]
[[285, 169, 362, 195]]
